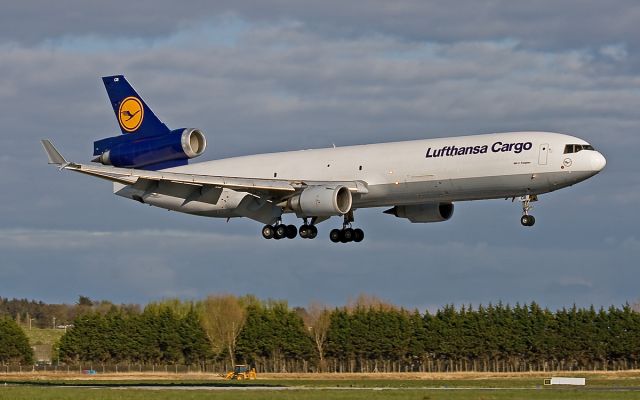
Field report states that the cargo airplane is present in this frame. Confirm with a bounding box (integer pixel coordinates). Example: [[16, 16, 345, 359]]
[[42, 75, 606, 243]]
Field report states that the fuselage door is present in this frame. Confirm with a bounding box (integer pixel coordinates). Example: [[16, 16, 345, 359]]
[[538, 143, 549, 165]]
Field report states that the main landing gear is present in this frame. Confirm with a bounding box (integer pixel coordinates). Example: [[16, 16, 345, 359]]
[[519, 195, 537, 227], [261, 218, 317, 240], [261, 214, 365, 243], [329, 212, 364, 244]]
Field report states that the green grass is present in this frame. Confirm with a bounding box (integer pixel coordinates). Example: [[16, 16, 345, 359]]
[[2, 386, 640, 400], [23, 328, 65, 346], [3, 376, 640, 400], [6, 377, 640, 389]]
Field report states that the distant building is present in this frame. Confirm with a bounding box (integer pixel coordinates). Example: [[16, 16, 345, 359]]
[[32, 345, 52, 364]]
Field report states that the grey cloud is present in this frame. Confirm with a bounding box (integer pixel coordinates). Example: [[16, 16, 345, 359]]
[[3, 1, 640, 53], [3, 25, 637, 157], [0, 228, 636, 309]]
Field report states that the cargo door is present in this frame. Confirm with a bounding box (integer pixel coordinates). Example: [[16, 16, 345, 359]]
[[538, 143, 549, 165]]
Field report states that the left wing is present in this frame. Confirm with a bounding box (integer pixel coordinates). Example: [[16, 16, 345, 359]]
[[41, 140, 369, 202]]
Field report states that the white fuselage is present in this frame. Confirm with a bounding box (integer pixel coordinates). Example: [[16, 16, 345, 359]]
[[115, 131, 606, 220]]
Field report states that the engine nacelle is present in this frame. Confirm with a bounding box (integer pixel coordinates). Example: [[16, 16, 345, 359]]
[[384, 202, 454, 223], [95, 128, 207, 168], [287, 185, 352, 217]]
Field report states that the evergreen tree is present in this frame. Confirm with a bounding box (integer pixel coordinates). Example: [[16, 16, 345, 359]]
[[180, 308, 212, 365], [58, 313, 109, 363], [0, 317, 33, 364], [406, 309, 427, 368], [235, 304, 266, 365], [325, 308, 352, 371]]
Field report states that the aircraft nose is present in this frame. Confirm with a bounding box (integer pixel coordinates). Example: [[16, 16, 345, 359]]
[[590, 151, 606, 172]]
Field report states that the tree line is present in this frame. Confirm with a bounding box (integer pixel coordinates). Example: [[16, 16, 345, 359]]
[[3, 295, 640, 372], [0, 296, 139, 329]]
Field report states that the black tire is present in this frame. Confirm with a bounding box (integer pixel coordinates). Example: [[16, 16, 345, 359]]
[[353, 228, 364, 242], [329, 229, 341, 243], [299, 225, 309, 239], [274, 224, 287, 239], [521, 215, 534, 227], [286, 224, 297, 239], [261, 225, 274, 239], [342, 228, 354, 242], [308, 225, 318, 239]]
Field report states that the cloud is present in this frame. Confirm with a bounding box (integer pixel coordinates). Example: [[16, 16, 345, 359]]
[[4, 1, 640, 53], [0, 228, 637, 309]]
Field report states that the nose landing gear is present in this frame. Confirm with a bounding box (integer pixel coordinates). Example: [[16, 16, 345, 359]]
[[519, 195, 537, 227]]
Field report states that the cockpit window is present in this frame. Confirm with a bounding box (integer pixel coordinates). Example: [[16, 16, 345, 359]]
[[564, 144, 595, 154]]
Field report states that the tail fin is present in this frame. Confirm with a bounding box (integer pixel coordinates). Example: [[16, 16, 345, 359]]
[[102, 75, 170, 136]]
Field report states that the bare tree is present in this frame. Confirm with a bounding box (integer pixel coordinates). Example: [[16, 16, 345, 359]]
[[200, 295, 246, 367], [346, 293, 397, 312], [304, 302, 331, 372]]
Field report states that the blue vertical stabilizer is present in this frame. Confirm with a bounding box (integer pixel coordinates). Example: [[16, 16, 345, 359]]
[[102, 75, 170, 137], [92, 75, 205, 170]]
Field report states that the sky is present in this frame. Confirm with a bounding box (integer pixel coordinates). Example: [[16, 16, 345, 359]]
[[1, 1, 639, 312]]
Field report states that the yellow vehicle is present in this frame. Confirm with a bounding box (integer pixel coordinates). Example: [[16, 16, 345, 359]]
[[224, 365, 257, 380]]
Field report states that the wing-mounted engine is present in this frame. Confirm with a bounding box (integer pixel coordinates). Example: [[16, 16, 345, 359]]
[[286, 185, 352, 217], [93, 128, 207, 169], [384, 202, 454, 223]]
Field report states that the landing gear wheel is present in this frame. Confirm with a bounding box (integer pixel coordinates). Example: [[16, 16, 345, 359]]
[[274, 224, 287, 239], [353, 228, 364, 242], [308, 225, 318, 239], [299, 224, 318, 239], [286, 224, 297, 239], [330, 229, 341, 243], [520, 215, 535, 227], [262, 225, 274, 239], [342, 228, 354, 242], [299, 225, 309, 239]]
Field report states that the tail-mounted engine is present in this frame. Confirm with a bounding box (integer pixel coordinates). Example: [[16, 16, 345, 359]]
[[93, 128, 207, 169]]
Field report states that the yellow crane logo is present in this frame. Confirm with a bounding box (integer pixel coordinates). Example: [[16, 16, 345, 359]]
[[118, 96, 144, 132]]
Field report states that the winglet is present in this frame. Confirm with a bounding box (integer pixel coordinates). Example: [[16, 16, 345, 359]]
[[40, 140, 68, 166]]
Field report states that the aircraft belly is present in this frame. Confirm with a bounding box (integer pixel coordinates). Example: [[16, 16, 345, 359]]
[[353, 171, 577, 208], [112, 169, 593, 217]]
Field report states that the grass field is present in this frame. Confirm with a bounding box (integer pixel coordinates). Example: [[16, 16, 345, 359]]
[[3, 387, 640, 400], [2, 372, 640, 399], [23, 328, 65, 346]]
